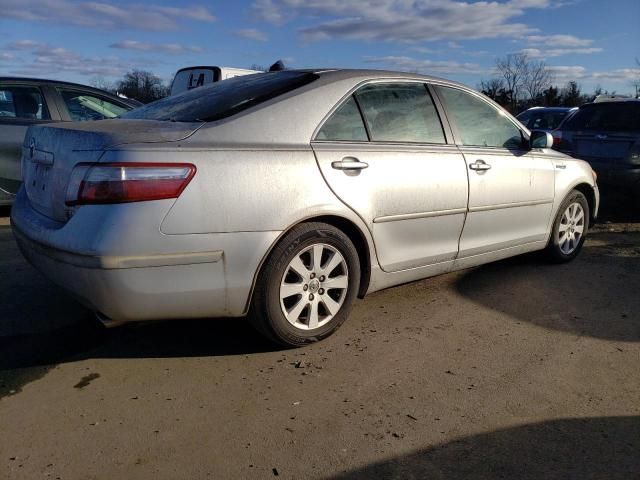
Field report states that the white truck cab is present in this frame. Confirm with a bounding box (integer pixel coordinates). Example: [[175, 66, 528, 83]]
[[170, 66, 260, 96]]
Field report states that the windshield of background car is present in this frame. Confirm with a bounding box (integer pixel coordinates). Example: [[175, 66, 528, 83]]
[[122, 72, 319, 122], [523, 111, 568, 130], [563, 103, 640, 132]]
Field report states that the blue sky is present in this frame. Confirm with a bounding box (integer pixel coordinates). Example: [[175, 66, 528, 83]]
[[1, 0, 638, 94]]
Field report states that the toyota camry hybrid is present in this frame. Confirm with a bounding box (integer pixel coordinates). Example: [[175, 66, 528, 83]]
[[11, 69, 599, 346]]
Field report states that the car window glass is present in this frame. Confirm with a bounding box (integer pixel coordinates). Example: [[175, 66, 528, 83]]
[[355, 83, 446, 144], [59, 89, 129, 121], [123, 71, 318, 122], [528, 111, 568, 130], [564, 103, 640, 132], [516, 111, 531, 124], [0, 86, 50, 120], [438, 86, 523, 149], [316, 96, 367, 141]]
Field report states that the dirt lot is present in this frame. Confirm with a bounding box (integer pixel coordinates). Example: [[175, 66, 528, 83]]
[[1, 192, 639, 479]]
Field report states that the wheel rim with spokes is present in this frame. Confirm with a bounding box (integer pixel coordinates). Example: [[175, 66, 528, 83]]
[[279, 243, 349, 330], [558, 202, 585, 254]]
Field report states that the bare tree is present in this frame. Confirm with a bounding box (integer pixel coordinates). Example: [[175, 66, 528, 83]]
[[633, 57, 640, 98], [495, 53, 529, 110], [89, 76, 116, 93], [116, 70, 169, 104], [479, 78, 505, 99], [522, 59, 552, 103]]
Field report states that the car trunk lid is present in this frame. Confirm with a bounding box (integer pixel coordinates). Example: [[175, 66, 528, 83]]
[[22, 119, 201, 222]]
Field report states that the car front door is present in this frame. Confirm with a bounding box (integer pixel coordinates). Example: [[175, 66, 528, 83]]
[[312, 81, 469, 273], [0, 83, 59, 201], [434, 85, 555, 262]]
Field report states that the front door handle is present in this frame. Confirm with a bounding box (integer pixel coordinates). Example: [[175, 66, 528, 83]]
[[331, 157, 369, 171], [469, 159, 492, 172]]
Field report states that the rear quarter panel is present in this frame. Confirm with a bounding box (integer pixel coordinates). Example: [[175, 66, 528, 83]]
[[158, 147, 364, 235]]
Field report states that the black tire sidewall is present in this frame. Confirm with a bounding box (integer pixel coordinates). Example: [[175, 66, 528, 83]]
[[547, 190, 590, 262], [256, 223, 360, 346]]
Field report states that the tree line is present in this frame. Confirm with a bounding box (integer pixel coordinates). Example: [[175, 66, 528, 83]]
[[480, 53, 637, 114], [92, 70, 169, 104], [96, 57, 639, 108]]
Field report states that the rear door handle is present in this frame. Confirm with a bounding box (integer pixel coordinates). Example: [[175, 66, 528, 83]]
[[331, 157, 369, 171], [469, 160, 491, 172]]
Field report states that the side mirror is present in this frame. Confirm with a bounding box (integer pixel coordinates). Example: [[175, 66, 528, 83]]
[[530, 130, 554, 149]]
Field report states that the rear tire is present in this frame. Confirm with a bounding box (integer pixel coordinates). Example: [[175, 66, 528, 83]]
[[545, 189, 590, 263], [249, 222, 360, 347]]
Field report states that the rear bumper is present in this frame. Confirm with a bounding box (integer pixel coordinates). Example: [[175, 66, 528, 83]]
[[11, 189, 280, 321], [584, 162, 640, 189]]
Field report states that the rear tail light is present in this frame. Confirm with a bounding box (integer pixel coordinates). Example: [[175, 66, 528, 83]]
[[65, 163, 196, 206], [552, 131, 563, 148]]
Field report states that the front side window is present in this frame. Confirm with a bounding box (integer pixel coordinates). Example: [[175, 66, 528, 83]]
[[0, 86, 50, 120], [316, 96, 367, 141], [355, 83, 446, 144], [59, 89, 129, 121], [438, 86, 523, 149]]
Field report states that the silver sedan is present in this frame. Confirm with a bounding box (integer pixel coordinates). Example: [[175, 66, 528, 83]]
[[11, 69, 599, 346]]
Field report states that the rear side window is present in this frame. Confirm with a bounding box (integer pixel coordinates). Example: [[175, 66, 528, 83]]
[[59, 89, 129, 121], [316, 96, 367, 141], [0, 86, 50, 120], [564, 103, 640, 132], [355, 83, 446, 143], [123, 71, 319, 122], [438, 86, 522, 149]]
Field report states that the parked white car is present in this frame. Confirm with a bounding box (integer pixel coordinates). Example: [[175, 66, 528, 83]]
[[12, 69, 599, 346]]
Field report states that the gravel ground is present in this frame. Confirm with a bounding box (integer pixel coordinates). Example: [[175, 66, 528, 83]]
[[0, 191, 638, 479]]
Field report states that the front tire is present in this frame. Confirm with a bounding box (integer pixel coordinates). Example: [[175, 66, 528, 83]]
[[545, 189, 590, 263], [249, 222, 360, 347]]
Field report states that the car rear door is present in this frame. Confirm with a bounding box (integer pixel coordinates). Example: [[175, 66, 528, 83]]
[[434, 85, 555, 261], [559, 102, 640, 184], [0, 82, 60, 199], [312, 81, 469, 273]]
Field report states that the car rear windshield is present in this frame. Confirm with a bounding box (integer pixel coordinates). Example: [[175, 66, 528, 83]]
[[563, 103, 640, 132], [122, 71, 318, 122]]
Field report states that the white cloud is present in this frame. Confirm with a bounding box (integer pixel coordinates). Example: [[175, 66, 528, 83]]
[[235, 28, 269, 42], [409, 46, 435, 54], [521, 47, 603, 58], [252, 0, 558, 43], [2, 41, 157, 78], [109, 40, 203, 54], [0, 0, 215, 31], [525, 34, 594, 47], [363, 55, 488, 75], [545, 65, 640, 85], [591, 68, 640, 83]]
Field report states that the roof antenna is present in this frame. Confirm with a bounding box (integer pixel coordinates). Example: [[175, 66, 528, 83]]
[[268, 60, 285, 72]]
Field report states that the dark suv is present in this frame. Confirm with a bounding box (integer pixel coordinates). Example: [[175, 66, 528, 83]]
[[553, 100, 640, 189], [0, 78, 139, 205]]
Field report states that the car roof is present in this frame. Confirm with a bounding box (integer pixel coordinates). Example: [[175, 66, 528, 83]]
[[304, 68, 460, 87], [524, 107, 574, 112], [580, 99, 640, 108], [0, 76, 138, 106]]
